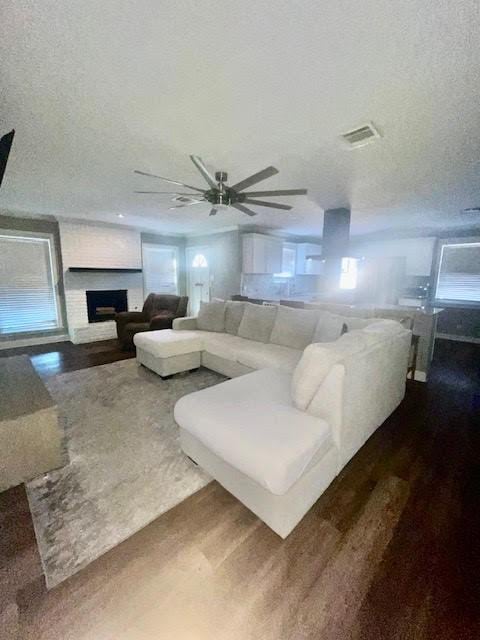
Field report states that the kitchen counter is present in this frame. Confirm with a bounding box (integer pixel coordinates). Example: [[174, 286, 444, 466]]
[[276, 297, 444, 316]]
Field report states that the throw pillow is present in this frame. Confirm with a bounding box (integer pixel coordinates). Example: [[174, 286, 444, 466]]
[[270, 305, 319, 350], [343, 317, 379, 332], [197, 301, 226, 332], [312, 311, 347, 343], [237, 303, 278, 343], [224, 301, 246, 335], [363, 319, 405, 335], [291, 331, 371, 410]]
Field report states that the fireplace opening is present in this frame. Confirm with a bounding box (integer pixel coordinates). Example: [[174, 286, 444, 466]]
[[86, 289, 128, 323]]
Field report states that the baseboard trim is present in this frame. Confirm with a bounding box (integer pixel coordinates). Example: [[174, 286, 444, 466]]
[[0, 334, 70, 350], [436, 333, 480, 345]]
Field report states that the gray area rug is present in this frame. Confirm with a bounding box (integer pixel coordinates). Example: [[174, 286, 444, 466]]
[[26, 360, 224, 588]]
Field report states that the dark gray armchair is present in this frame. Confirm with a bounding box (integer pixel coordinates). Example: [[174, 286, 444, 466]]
[[115, 293, 188, 350]]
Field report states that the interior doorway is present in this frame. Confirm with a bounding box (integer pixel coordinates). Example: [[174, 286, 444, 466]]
[[186, 246, 211, 315]]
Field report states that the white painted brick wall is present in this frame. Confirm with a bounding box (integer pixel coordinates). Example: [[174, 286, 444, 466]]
[[59, 222, 144, 342], [59, 222, 142, 269]]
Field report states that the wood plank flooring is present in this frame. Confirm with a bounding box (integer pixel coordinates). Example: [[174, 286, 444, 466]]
[[0, 338, 135, 377], [0, 338, 479, 639]]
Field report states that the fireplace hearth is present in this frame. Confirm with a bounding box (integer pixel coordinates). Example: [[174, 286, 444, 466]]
[[86, 290, 128, 323]]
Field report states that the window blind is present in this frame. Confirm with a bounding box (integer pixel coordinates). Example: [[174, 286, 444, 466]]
[[0, 232, 61, 335], [435, 242, 480, 303], [142, 244, 179, 296]]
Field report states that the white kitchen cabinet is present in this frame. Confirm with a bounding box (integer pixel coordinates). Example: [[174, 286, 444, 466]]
[[296, 243, 323, 275], [242, 233, 283, 274]]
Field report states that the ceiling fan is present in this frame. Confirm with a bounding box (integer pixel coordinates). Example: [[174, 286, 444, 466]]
[[134, 155, 307, 216]]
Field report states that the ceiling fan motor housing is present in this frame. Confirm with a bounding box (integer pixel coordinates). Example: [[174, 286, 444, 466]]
[[215, 171, 228, 183], [204, 181, 244, 206]]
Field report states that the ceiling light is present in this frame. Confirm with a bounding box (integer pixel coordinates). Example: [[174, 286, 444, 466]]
[[117, 214, 124, 218]]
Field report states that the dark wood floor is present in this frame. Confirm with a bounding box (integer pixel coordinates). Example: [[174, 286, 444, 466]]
[[1, 337, 479, 639], [0, 338, 135, 377]]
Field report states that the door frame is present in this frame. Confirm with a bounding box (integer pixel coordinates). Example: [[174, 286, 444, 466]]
[[186, 245, 211, 315]]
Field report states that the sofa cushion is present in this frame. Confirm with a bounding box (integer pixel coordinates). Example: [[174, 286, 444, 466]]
[[197, 301, 226, 332], [174, 368, 333, 495], [312, 311, 347, 343], [237, 303, 277, 343], [235, 340, 302, 373], [291, 331, 372, 410], [270, 305, 319, 350], [133, 329, 203, 357], [224, 301, 246, 335], [201, 333, 247, 360]]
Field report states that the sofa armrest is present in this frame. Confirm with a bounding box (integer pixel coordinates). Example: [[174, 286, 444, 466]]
[[115, 311, 147, 340], [116, 311, 146, 322], [150, 312, 175, 330], [173, 316, 198, 331]]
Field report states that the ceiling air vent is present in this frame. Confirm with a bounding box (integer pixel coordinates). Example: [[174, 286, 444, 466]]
[[340, 122, 382, 149]]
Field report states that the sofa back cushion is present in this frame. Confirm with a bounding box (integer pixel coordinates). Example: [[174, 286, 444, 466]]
[[307, 322, 411, 469], [270, 305, 319, 350], [224, 301, 246, 335], [291, 331, 373, 410], [197, 301, 226, 332], [312, 311, 347, 343], [143, 293, 180, 318], [237, 303, 278, 343]]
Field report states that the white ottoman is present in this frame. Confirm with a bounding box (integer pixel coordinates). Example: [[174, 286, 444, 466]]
[[134, 329, 203, 377]]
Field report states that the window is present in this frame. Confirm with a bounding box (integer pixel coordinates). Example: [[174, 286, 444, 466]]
[[339, 257, 359, 290], [0, 231, 62, 335], [435, 241, 480, 304], [191, 253, 208, 268], [142, 244, 179, 296]]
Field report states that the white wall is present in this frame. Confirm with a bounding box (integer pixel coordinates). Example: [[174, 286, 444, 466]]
[[352, 237, 436, 276], [59, 222, 144, 341], [60, 222, 142, 269]]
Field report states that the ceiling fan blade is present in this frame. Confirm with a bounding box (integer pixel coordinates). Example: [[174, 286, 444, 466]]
[[134, 170, 205, 193], [190, 155, 218, 189], [242, 198, 292, 211], [232, 203, 257, 217], [241, 188, 307, 197], [168, 200, 206, 210], [134, 191, 203, 195], [230, 166, 279, 192], [209, 208, 218, 216]]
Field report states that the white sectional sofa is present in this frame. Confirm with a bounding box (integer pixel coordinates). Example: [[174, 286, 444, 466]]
[[134, 301, 411, 537]]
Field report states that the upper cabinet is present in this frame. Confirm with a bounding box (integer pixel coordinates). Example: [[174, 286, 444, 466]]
[[296, 243, 323, 275], [242, 233, 283, 274]]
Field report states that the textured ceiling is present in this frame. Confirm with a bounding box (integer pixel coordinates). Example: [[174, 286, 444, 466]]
[[1, 0, 479, 237]]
